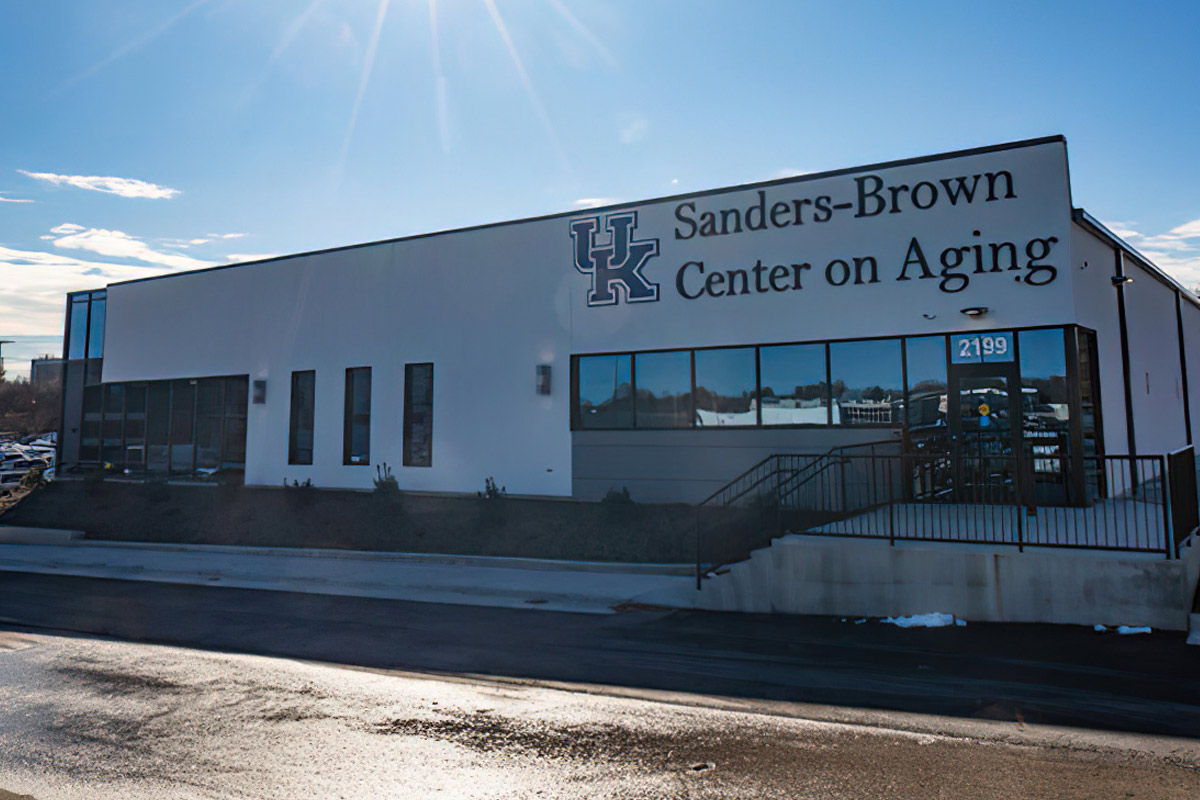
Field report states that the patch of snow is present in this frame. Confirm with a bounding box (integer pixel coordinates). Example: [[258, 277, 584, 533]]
[[1187, 630, 1200, 646], [854, 618, 867, 625], [881, 612, 958, 628], [1094, 624, 1108, 632], [954, 618, 967, 627], [1116, 625, 1151, 635]]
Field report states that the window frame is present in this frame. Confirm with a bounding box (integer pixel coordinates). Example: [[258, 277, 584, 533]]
[[403, 363, 434, 468], [288, 370, 316, 466], [343, 366, 372, 466]]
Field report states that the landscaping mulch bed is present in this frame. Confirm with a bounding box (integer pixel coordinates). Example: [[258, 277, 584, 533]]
[[1, 481, 769, 565]]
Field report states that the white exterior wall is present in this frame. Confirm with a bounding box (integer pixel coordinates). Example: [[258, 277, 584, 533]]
[[103, 227, 574, 495], [1070, 223, 1130, 456], [99, 138, 1081, 494], [1123, 261, 1189, 454]]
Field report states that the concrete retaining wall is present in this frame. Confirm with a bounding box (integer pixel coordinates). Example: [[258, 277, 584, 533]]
[[684, 532, 1200, 630]]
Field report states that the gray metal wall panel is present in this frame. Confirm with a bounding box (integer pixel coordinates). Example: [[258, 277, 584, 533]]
[[572, 427, 899, 503]]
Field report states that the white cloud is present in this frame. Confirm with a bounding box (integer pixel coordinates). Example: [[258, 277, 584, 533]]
[[0, 191, 33, 204], [51, 225, 213, 271], [18, 170, 181, 199], [225, 253, 278, 263], [207, 232, 245, 239], [50, 223, 84, 234], [1168, 218, 1200, 240], [573, 197, 622, 209], [618, 117, 648, 145], [1100, 220, 1141, 239], [1102, 215, 1200, 290], [0, 245, 176, 335], [769, 168, 807, 180]]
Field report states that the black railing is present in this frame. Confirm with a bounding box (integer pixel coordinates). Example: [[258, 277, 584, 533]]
[[695, 445, 1193, 587]]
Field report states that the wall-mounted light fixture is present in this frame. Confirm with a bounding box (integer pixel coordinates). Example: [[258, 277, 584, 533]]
[[536, 364, 552, 395], [960, 306, 989, 318], [1111, 275, 1133, 286], [252, 379, 267, 404]]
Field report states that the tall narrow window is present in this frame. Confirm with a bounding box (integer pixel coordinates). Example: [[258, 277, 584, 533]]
[[289, 370, 316, 465], [344, 367, 371, 465], [403, 363, 433, 467]]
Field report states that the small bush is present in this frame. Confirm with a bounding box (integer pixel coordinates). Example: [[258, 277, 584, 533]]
[[477, 476, 506, 500], [602, 486, 634, 505], [374, 463, 401, 495]]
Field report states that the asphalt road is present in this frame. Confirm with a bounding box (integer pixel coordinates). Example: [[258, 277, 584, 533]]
[[1, 627, 1199, 800], [1, 572, 1199, 739]]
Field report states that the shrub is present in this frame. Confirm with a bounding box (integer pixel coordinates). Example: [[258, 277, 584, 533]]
[[374, 463, 401, 496], [602, 486, 634, 505], [477, 476, 506, 500]]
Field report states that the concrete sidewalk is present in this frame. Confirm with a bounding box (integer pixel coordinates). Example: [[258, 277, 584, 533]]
[[0, 527, 698, 614]]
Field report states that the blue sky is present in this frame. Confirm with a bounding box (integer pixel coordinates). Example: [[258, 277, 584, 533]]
[[2, 0, 1199, 378]]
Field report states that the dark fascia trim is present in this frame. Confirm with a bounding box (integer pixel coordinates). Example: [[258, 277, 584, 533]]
[[106, 135, 1069, 290], [1072, 208, 1200, 308]]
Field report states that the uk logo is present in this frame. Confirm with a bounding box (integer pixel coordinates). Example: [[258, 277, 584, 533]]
[[570, 211, 660, 307]]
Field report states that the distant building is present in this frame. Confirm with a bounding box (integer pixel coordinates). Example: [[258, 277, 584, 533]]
[[30, 356, 64, 387]]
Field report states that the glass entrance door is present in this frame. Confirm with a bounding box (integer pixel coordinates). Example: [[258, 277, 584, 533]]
[[947, 365, 1023, 505]]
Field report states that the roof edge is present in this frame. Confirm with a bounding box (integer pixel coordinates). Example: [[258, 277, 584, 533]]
[[1072, 208, 1200, 307], [108, 134, 1068, 290]]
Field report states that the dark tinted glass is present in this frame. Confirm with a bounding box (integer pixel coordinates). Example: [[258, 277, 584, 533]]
[[344, 367, 371, 465], [830, 339, 902, 425], [146, 382, 171, 472], [634, 351, 691, 428], [86, 297, 105, 359], [289, 371, 316, 466], [694, 347, 756, 426], [577, 355, 632, 429], [68, 298, 89, 359], [759, 343, 828, 425], [404, 363, 433, 467]]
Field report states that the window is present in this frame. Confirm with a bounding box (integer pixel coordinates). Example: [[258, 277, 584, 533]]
[[86, 296, 105, 359], [1018, 328, 1071, 484], [830, 339, 902, 425], [576, 354, 633, 429], [634, 351, 692, 428], [195, 379, 224, 470], [904, 336, 947, 433], [403, 363, 433, 467], [170, 379, 195, 473], [289, 371, 316, 466], [146, 382, 171, 472], [694, 347, 756, 426], [124, 383, 147, 469], [344, 367, 371, 465], [759, 343, 829, 425], [222, 377, 248, 467], [102, 384, 125, 464], [67, 297, 89, 359]]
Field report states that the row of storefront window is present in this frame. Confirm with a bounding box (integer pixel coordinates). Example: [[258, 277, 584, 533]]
[[571, 327, 1082, 432], [79, 376, 249, 472]]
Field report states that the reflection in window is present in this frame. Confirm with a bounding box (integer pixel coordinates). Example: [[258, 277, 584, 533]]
[[634, 351, 692, 428], [68, 298, 89, 359], [758, 344, 828, 425], [830, 339, 902, 425], [102, 384, 124, 464], [905, 336, 947, 435], [694, 348, 756, 426], [86, 297, 105, 359], [1019, 328, 1070, 488], [344, 367, 371, 465], [577, 355, 632, 429], [170, 380, 195, 473]]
